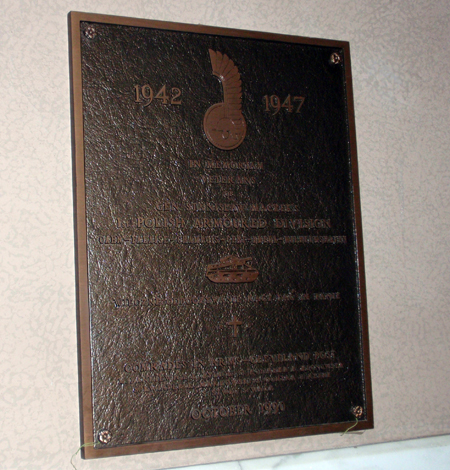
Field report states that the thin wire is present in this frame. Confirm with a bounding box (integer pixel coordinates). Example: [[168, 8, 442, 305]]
[[342, 417, 359, 435], [70, 442, 95, 470]]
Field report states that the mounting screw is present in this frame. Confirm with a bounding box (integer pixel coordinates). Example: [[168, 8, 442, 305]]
[[98, 429, 112, 444], [84, 25, 97, 39], [351, 405, 363, 418], [330, 52, 342, 65]]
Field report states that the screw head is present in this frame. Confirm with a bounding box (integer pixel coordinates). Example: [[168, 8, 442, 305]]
[[330, 52, 342, 65], [351, 405, 363, 418], [84, 25, 97, 39], [98, 429, 112, 444]]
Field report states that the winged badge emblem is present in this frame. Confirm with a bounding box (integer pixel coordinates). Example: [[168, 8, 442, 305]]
[[203, 50, 247, 150]]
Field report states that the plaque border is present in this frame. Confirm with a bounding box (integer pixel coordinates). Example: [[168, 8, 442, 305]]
[[68, 10, 373, 459]]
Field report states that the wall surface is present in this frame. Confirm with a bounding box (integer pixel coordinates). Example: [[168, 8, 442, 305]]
[[1, 0, 450, 469]]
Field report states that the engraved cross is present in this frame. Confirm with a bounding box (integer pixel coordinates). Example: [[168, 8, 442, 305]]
[[227, 315, 243, 337]]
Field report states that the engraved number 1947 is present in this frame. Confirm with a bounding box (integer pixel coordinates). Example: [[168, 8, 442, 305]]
[[263, 94, 305, 115]]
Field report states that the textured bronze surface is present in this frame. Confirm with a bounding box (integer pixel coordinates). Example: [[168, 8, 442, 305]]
[[69, 11, 373, 460]]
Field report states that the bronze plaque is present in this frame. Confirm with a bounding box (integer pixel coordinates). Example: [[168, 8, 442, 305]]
[[69, 11, 373, 459]]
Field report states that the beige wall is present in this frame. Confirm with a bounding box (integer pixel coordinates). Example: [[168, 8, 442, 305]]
[[1, 0, 450, 468]]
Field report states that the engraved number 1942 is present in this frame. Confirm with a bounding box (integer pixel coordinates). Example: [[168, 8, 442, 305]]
[[134, 84, 182, 107]]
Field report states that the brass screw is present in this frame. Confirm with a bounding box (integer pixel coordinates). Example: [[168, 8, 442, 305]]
[[98, 429, 112, 444], [84, 25, 97, 39], [330, 52, 342, 65], [351, 405, 363, 418]]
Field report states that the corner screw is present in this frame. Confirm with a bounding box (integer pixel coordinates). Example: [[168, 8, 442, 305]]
[[330, 52, 342, 65], [351, 405, 363, 418], [98, 429, 112, 444], [84, 25, 97, 39]]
